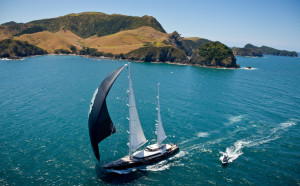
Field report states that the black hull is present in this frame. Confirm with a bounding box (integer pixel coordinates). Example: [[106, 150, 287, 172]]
[[103, 145, 179, 170]]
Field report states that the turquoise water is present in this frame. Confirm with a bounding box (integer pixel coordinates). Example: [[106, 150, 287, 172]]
[[0, 55, 299, 185]]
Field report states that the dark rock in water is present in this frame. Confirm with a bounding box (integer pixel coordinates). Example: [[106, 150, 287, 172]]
[[190, 41, 239, 68], [246, 66, 252, 69]]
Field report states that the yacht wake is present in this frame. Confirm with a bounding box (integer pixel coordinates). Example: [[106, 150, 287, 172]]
[[220, 119, 297, 163], [140, 151, 187, 172]]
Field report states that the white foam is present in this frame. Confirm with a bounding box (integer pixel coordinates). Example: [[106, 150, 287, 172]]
[[272, 119, 297, 134], [220, 140, 244, 163], [1, 58, 12, 60], [142, 151, 188, 172], [143, 161, 171, 172], [226, 115, 244, 125], [241, 67, 257, 70], [279, 120, 296, 128], [220, 119, 297, 163], [197, 132, 209, 138], [88, 88, 98, 116]]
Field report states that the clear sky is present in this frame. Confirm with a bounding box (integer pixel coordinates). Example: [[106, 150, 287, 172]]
[[1, 0, 299, 51]]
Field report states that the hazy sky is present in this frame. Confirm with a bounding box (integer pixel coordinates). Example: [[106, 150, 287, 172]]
[[1, 0, 299, 51]]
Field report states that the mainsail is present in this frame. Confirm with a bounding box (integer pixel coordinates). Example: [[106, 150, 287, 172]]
[[88, 65, 126, 161], [128, 63, 148, 157], [157, 83, 167, 145]]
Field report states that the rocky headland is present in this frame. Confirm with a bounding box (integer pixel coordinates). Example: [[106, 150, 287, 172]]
[[0, 12, 239, 68], [233, 44, 298, 57]]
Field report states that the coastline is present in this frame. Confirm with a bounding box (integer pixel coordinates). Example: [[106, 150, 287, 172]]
[[0, 54, 240, 69]]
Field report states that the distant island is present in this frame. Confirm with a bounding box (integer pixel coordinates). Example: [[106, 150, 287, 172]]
[[1, 12, 294, 68], [233, 44, 298, 57]]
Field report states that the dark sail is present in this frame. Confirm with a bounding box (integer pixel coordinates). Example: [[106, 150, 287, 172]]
[[88, 65, 126, 161]]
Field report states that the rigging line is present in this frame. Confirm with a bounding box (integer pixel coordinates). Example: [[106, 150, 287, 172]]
[[131, 63, 158, 89], [112, 90, 127, 162], [112, 119, 122, 162], [103, 90, 123, 165]]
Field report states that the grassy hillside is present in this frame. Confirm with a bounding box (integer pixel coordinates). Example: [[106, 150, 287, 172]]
[[14, 30, 83, 53], [1, 12, 166, 39], [0, 39, 47, 57], [84, 26, 169, 54], [13, 26, 169, 54], [183, 37, 212, 50]]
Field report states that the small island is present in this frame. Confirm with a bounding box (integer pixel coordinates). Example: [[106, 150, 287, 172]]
[[232, 44, 298, 57]]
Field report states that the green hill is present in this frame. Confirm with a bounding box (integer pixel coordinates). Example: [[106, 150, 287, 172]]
[[126, 46, 188, 63], [232, 47, 263, 57], [0, 39, 47, 57], [238, 43, 298, 57], [190, 41, 238, 68], [183, 37, 212, 51], [1, 12, 166, 39]]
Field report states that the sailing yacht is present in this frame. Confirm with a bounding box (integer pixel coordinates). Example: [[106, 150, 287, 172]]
[[88, 63, 179, 170]]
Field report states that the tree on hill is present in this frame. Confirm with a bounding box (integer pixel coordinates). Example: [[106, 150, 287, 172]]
[[190, 41, 238, 68], [0, 39, 47, 57], [70, 45, 77, 53]]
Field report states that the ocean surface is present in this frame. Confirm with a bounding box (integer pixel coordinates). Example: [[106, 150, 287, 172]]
[[0, 55, 299, 185]]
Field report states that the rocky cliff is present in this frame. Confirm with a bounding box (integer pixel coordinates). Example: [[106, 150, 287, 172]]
[[126, 46, 188, 63]]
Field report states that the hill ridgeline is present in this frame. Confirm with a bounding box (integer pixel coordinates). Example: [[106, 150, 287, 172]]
[[1, 12, 239, 68]]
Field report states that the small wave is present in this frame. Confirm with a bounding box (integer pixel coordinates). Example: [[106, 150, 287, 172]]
[[142, 161, 171, 172], [0, 58, 24, 61], [241, 67, 257, 70], [226, 115, 244, 125], [197, 132, 209, 138], [279, 119, 296, 128], [272, 118, 297, 134], [200, 148, 212, 153]]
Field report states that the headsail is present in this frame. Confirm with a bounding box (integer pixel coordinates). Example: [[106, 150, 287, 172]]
[[128, 63, 148, 157], [88, 65, 126, 161], [157, 83, 167, 145]]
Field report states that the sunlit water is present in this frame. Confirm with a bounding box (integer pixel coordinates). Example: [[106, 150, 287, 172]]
[[0, 55, 299, 185]]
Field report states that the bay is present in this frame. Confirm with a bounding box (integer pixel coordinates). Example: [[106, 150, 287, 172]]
[[0, 55, 299, 185]]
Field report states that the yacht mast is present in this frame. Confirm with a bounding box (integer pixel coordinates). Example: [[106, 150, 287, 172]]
[[157, 83, 167, 145], [127, 63, 148, 159]]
